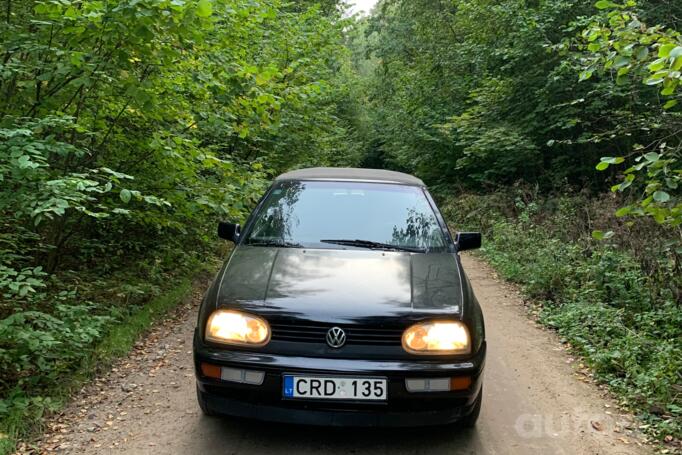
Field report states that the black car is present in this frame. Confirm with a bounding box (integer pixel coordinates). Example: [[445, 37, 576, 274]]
[[193, 167, 485, 427]]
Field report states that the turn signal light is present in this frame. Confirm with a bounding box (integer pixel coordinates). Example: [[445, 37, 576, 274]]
[[199, 363, 265, 385], [200, 362, 221, 379], [450, 376, 472, 390]]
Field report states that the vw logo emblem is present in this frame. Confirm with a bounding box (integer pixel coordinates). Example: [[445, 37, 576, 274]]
[[326, 327, 346, 348]]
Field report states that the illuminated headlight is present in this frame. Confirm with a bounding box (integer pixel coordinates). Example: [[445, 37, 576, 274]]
[[402, 321, 470, 355], [205, 310, 270, 346]]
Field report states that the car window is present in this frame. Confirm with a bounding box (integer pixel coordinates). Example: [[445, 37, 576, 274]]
[[244, 181, 448, 252]]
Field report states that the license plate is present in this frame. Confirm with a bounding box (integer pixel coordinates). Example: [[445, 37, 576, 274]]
[[283, 375, 387, 401]]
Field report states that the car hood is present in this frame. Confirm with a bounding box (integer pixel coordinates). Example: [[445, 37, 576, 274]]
[[216, 246, 463, 323]]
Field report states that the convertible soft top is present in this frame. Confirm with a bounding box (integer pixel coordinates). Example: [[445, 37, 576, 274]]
[[275, 167, 425, 186]]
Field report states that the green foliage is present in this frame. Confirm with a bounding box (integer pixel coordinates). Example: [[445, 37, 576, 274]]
[[349, 4, 682, 440], [353, 0, 603, 185], [574, 1, 681, 226], [0, 275, 199, 454], [1, 0, 680, 449], [349, 0, 680, 228], [0, 304, 113, 414], [579, 1, 681, 96], [0, 0, 358, 451], [442, 190, 682, 439]]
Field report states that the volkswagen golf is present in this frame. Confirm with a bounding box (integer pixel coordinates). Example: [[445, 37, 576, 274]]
[[193, 167, 486, 427]]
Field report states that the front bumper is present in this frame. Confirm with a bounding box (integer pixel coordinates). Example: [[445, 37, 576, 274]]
[[193, 332, 486, 427]]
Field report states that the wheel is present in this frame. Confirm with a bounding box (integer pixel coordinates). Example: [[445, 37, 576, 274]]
[[460, 386, 482, 428], [196, 383, 217, 417]]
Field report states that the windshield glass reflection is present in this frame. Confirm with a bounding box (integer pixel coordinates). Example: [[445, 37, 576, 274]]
[[245, 181, 447, 252]]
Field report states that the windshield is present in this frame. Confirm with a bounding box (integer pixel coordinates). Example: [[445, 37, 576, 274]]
[[244, 181, 448, 252]]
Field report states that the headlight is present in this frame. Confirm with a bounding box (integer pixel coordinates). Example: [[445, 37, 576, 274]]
[[402, 321, 470, 355], [205, 310, 270, 346]]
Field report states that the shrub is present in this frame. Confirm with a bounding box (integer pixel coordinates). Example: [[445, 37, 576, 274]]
[[441, 189, 682, 439]]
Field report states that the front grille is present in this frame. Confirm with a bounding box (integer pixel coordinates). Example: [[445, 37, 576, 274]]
[[270, 322, 403, 346]]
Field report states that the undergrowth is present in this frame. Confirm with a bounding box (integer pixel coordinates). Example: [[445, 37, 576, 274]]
[[441, 188, 682, 441], [0, 248, 219, 455]]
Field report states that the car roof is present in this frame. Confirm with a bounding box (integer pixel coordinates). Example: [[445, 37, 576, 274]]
[[275, 167, 425, 186]]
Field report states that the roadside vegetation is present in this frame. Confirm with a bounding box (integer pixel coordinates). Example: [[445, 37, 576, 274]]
[[0, 0, 360, 451], [346, 0, 681, 443], [1, 0, 680, 451], [441, 191, 681, 440]]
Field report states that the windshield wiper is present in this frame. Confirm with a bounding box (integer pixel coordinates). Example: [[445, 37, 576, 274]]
[[246, 238, 303, 248], [320, 239, 425, 253]]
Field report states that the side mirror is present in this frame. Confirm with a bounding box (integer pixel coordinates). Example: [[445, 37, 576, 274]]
[[456, 232, 481, 251], [218, 222, 240, 243]]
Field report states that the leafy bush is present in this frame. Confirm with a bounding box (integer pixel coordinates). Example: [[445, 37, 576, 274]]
[[0, 305, 112, 385], [0, 304, 112, 419], [0, 0, 359, 451], [442, 190, 682, 439]]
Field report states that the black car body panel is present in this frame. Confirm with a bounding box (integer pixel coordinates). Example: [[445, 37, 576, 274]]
[[219, 247, 463, 313], [194, 168, 485, 426]]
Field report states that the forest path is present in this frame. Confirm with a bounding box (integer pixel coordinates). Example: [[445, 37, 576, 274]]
[[26, 254, 651, 455]]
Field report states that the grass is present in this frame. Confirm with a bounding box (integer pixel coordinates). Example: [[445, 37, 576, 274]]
[[0, 275, 200, 455]]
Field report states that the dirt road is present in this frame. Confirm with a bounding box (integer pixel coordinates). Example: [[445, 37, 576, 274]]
[[28, 255, 651, 454]]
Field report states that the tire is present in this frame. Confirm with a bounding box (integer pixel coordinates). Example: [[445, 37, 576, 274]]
[[460, 386, 482, 428], [196, 383, 217, 417]]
